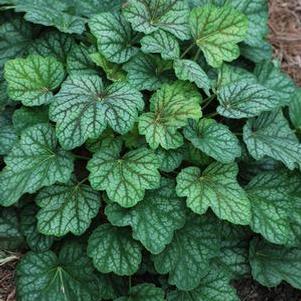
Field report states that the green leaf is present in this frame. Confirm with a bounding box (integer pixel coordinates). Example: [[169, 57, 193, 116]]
[[105, 179, 186, 254], [0, 208, 24, 250], [152, 213, 221, 290], [4, 55, 65, 106], [183, 144, 213, 167], [67, 44, 98, 75], [156, 148, 183, 172], [88, 145, 160, 207], [12, 106, 49, 134], [89, 12, 139, 64], [189, 5, 248, 68], [217, 81, 280, 119], [240, 40, 272, 63], [30, 31, 75, 64], [249, 238, 301, 289], [123, 0, 190, 40], [254, 60, 296, 105], [246, 171, 301, 245], [138, 81, 202, 149], [167, 267, 239, 301], [289, 89, 301, 130], [176, 163, 251, 225], [49, 75, 144, 150], [0, 124, 74, 206], [183, 119, 241, 163], [0, 17, 34, 67], [243, 111, 301, 170], [141, 30, 180, 60], [117, 283, 164, 301], [0, 125, 18, 155], [14, 0, 85, 34], [16, 242, 99, 301], [174, 59, 211, 95], [36, 179, 100, 237], [89, 52, 126, 82], [19, 204, 54, 252], [87, 224, 142, 275], [123, 53, 173, 91]]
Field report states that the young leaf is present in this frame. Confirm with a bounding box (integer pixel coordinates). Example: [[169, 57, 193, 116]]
[[254, 60, 296, 105], [152, 213, 221, 290], [87, 145, 160, 207], [123, 53, 173, 91], [189, 5, 248, 68], [116, 283, 164, 301], [16, 242, 99, 301], [141, 30, 180, 60], [123, 0, 190, 40], [249, 238, 301, 289], [0, 124, 74, 206], [87, 224, 142, 276], [138, 81, 202, 149], [4, 55, 65, 106], [243, 111, 301, 170], [156, 148, 183, 172], [246, 171, 301, 245], [183, 119, 241, 164], [89, 12, 139, 64], [176, 163, 251, 225], [174, 59, 211, 95], [105, 179, 186, 254], [49, 75, 144, 150], [36, 179, 100, 237], [217, 81, 280, 119], [167, 267, 239, 301]]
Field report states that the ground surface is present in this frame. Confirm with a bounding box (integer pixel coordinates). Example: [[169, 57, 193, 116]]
[[1, 1, 301, 300]]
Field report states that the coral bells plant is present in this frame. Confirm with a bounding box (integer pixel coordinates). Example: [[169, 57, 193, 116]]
[[0, 0, 301, 300]]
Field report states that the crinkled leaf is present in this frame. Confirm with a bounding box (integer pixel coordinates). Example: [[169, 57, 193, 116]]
[[30, 31, 75, 64], [19, 204, 54, 252], [189, 5, 248, 68], [4, 55, 65, 106], [117, 283, 164, 301], [0, 17, 34, 66], [289, 89, 301, 130], [88, 145, 160, 207], [156, 148, 183, 172], [50, 74, 144, 150], [89, 12, 139, 64], [123, 0, 190, 40], [246, 171, 301, 245], [176, 163, 251, 225], [141, 30, 180, 60], [87, 224, 142, 275], [167, 267, 239, 301], [16, 242, 99, 301], [139, 81, 202, 149], [123, 53, 173, 91], [89, 52, 126, 82], [174, 59, 211, 95], [217, 81, 280, 119], [243, 111, 301, 170], [152, 213, 221, 290], [12, 106, 49, 134], [14, 0, 85, 34], [240, 40, 272, 63], [0, 208, 24, 250], [106, 179, 186, 254], [0, 124, 73, 206], [254, 60, 296, 105], [0, 125, 18, 155], [249, 238, 301, 289], [36, 179, 100, 237], [183, 118, 241, 163]]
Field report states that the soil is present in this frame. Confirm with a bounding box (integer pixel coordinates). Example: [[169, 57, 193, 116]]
[[1, 0, 301, 300]]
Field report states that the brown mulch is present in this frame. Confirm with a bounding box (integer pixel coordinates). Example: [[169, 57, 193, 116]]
[[269, 0, 301, 85], [0, 258, 17, 301]]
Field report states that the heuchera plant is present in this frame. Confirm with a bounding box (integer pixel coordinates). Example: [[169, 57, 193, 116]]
[[1, 0, 301, 300]]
